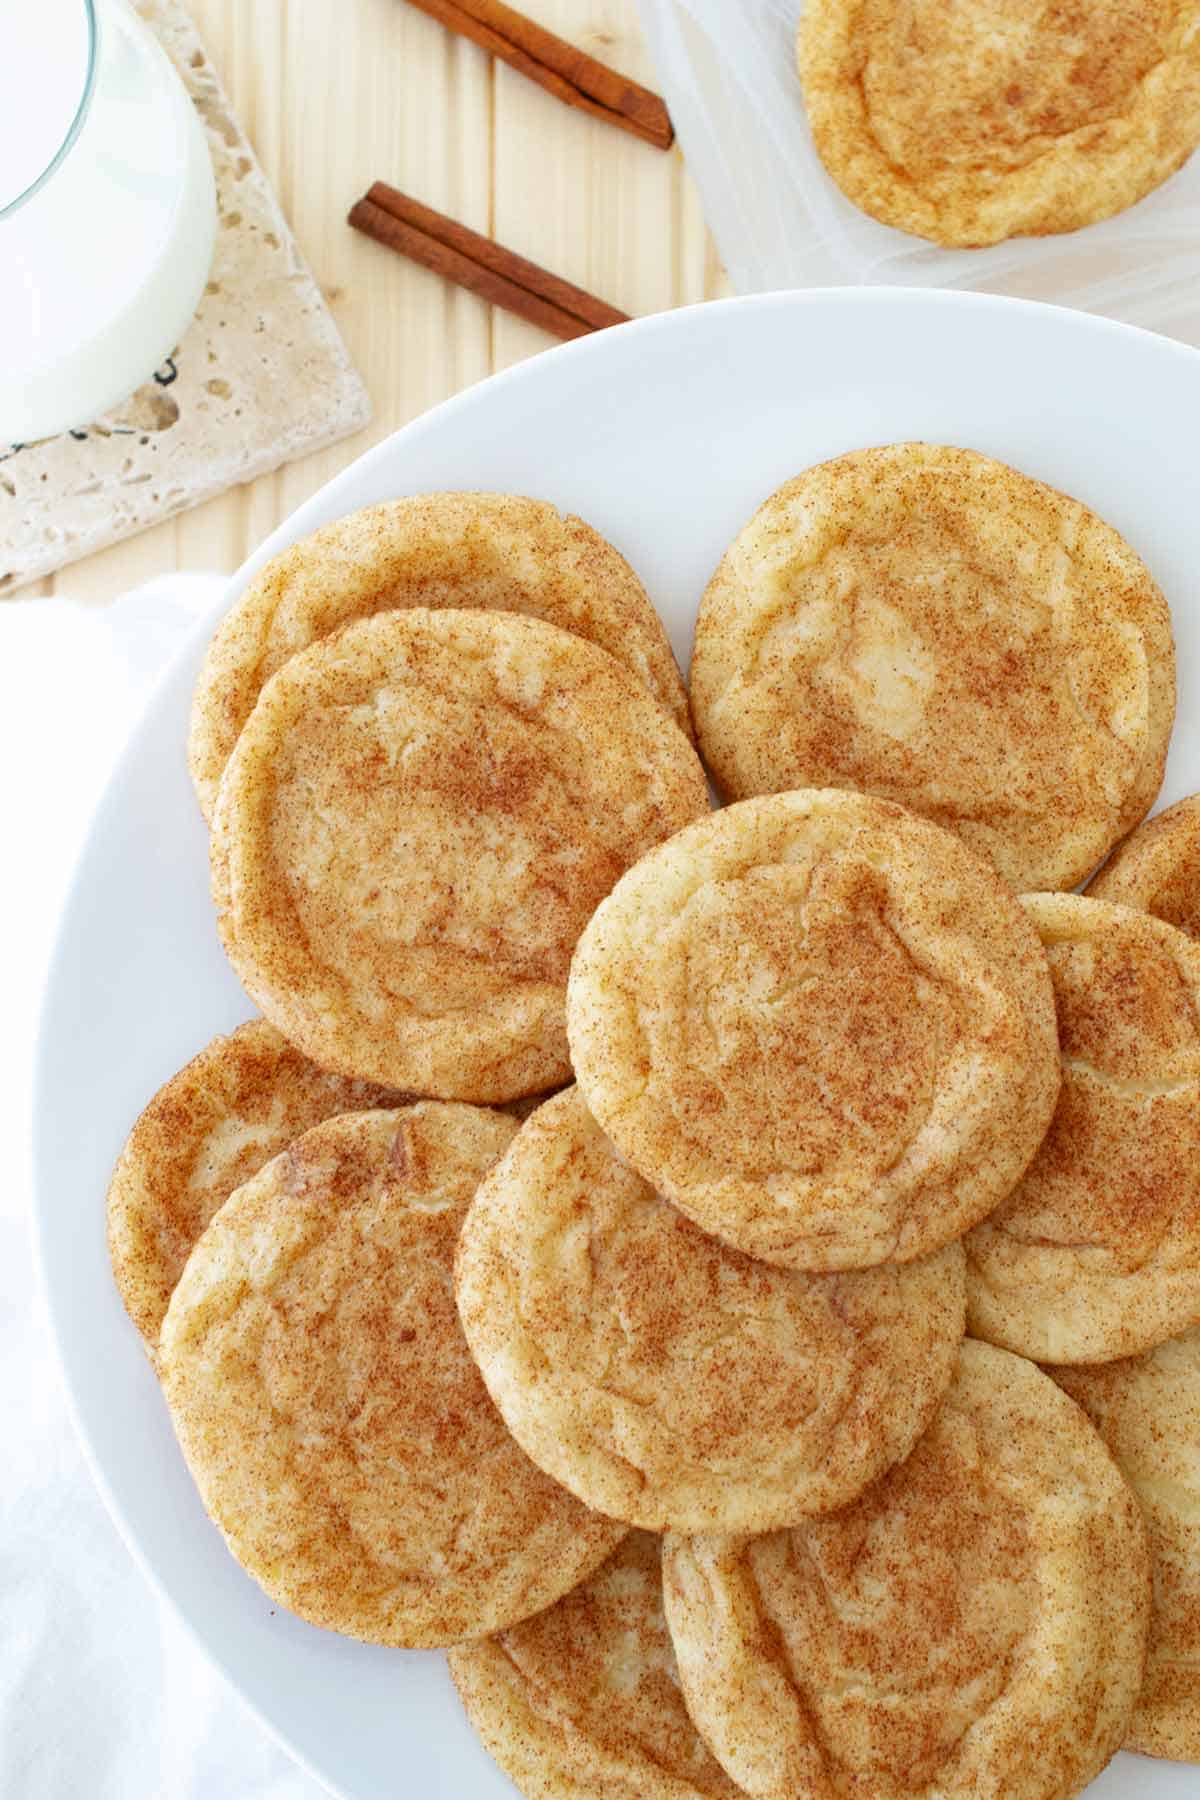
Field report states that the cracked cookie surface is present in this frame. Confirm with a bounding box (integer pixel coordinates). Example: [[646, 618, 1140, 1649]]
[[1050, 1325, 1200, 1762], [1089, 791, 1200, 938], [567, 790, 1059, 1272], [106, 1017, 411, 1356], [689, 444, 1174, 892], [966, 893, 1200, 1362], [797, 0, 1200, 246], [450, 1532, 744, 1800], [455, 1087, 965, 1532], [211, 608, 709, 1102], [662, 1340, 1151, 1800], [159, 1104, 626, 1647], [189, 492, 691, 821]]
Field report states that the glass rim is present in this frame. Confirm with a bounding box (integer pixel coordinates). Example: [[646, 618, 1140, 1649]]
[[0, 0, 100, 222]]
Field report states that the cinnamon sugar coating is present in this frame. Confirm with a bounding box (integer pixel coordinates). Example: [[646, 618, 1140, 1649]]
[[663, 1341, 1151, 1800], [106, 1017, 410, 1355], [450, 1533, 743, 1800], [211, 608, 709, 1102], [189, 492, 690, 820], [1051, 1327, 1200, 1762], [1089, 792, 1200, 938], [159, 1104, 626, 1647], [455, 1087, 965, 1532], [966, 895, 1200, 1362], [567, 791, 1059, 1272], [690, 444, 1174, 892], [798, 0, 1200, 246]]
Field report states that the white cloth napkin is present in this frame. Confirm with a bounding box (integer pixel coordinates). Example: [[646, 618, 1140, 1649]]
[[1, 577, 324, 1800]]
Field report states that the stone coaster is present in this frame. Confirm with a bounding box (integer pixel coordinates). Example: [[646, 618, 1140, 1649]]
[[0, 0, 371, 596]]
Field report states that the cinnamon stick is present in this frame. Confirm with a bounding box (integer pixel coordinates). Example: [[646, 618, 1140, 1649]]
[[349, 185, 632, 341], [403, 0, 674, 150]]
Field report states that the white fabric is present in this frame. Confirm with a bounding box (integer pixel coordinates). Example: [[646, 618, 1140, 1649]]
[[1, 576, 324, 1800]]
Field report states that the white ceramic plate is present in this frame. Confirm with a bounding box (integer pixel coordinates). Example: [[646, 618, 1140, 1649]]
[[35, 290, 1200, 1800]]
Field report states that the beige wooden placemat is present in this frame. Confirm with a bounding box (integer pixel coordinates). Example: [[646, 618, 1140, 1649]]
[[0, 0, 370, 596]]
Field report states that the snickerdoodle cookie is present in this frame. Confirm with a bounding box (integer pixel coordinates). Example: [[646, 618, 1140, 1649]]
[[567, 791, 1059, 1272], [1051, 1326, 1200, 1763], [107, 1018, 407, 1354], [159, 1105, 626, 1647], [1089, 792, 1200, 938], [188, 493, 690, 820], [797, 1, 1200, 247], [689, 444, 1174, 891], [450, 1532, 745, 1800], [966, 895, 1200, 1363], [455, 1087, 965, 1533], [211, 608, 708, 1102], [663, 1341, 1151, 1800]]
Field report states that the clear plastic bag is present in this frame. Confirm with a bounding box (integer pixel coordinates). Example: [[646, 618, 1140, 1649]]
[[637, 0, 1200, 339]]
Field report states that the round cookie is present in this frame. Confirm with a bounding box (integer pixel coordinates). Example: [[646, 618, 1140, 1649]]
[[107, 1018, 411, 1354], [450, 1532, 744, 1800], [1051, 1328, 1200, 1763], [797, 0, 1200, 247], [159, 1105, 626, 1647], [663, 1340, 1151, 1800], [188, 492, 690, 821], [689, 443, 1174, 892], [456, 1087, 966, 1532], [966, 894, 1200, 1363], [212, 608, 709, 1102], [1089, 792, 1200, 938], [567, 790, 1059, 1273]]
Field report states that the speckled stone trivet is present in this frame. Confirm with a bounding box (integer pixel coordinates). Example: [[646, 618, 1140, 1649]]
[[0, 0, 371, 595]]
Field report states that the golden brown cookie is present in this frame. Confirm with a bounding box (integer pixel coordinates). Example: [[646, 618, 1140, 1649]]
[[188, 493, 690, 820], [106, 1018, 410, 1355], [449, 1532, 744, 1800], [797, 0, 1200, 247], [663, 1340, 1151, 1800], [212, 608, 709, 1102], [689, 443, 1175, 892], [159, 1105, 626, 1647], [1051, 1327, 1200, 1763], [567, 791, 1059, 1273], [455, 1087, 966, 1532], [966, 894, 1200, 1363], [1089, 792, 1200, 939]]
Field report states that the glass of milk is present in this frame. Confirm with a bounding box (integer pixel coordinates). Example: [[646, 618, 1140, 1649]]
[[1, 0, 217, 443]]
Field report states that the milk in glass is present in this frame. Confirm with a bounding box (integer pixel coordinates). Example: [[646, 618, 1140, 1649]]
[[1, 0, 216, 441]]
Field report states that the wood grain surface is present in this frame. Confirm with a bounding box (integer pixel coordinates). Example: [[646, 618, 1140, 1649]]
[[41, 0, 726, 602]]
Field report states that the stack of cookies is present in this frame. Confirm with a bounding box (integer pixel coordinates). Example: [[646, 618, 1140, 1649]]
[[107, 456, 1200, 1799]]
